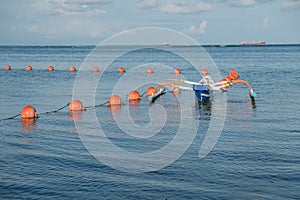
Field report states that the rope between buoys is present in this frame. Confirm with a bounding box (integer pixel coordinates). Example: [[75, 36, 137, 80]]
[[140, 91, 147, 97], [39, 103, 70, 115], [84, 102, 109, 110], [0, 114, 21, 121]]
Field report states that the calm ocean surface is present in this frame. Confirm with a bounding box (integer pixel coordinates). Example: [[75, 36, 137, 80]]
[[0, 45, 299, 199]]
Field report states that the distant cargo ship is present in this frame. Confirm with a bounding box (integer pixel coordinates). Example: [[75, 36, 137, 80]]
[[240, 41, 266, 46]]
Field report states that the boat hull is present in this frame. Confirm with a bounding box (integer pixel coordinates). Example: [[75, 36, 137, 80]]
[[193, 84, 210, 103]]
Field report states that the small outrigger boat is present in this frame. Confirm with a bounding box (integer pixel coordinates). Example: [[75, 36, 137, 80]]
[[155, 70, 256, 104]]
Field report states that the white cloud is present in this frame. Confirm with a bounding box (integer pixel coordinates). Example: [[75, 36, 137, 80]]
[[48, 0, 111, 14], [262, 17, 269, 29], [25, 18, 109, 41], [160, 1, 212, 14], [26, 24, 56, 39], [228, 0, 256, 6], [137, 0, 158, 9], [27, 24, 40, 32], [91, 30, 102, 38], [281, 0, 300, 11], [183, 20, 208, 34]]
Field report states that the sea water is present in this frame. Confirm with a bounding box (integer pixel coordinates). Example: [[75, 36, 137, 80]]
[[0, 45, 299, 199]]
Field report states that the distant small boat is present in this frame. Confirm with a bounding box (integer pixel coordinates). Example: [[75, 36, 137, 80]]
[[160, 42, 169, 46], [240, 40, 266, 46]]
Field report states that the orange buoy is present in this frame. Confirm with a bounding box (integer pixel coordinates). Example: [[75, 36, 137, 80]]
[[69, 100, 84, 111], [227, 74, 236, 80], [225, 76, 232, 81], [146, 87, 157, 96], [108, 95, 122, 106], [230, 69, 238, 76], [220, 70, 239, 82], [48, 66, 54, 71], [70, 66, 76, 72], [201, 69, 208, 76], [174, 68, 181, 74], [229, 70, 239, 80], [26, 65, 32, 71], [118, 67, 125, 73], [20, 106, 38, 119], [93, 66, 100, 73], [5, 65, 11, 70], [128, 90, 141, 101], [147, 68, 153, 74]]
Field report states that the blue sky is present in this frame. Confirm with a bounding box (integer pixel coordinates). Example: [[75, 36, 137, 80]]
[[0, 0, 299, 45]]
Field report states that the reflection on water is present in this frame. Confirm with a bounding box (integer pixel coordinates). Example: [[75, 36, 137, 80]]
[[69, 111, 83, 121], [108, 105, 121, 121], [128, 103, 141, 122], [199, 103, 212, 120], [128, 99, 141, 105], [226, 98, 255, 131], [20, 118, 37, 132], [193, 100, 212, 121], [108, 105, 122, 112]]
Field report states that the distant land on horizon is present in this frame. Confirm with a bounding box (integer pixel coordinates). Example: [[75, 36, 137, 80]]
[[1, 43, 300, 47]]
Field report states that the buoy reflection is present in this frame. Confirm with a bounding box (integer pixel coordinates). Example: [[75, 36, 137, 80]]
[[21, 118, 36, 132], [69, 111, 83, 121]]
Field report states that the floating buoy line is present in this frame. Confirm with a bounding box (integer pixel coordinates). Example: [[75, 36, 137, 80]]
[[1, 66, 256, 121], [0, 88, 167, 121]]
